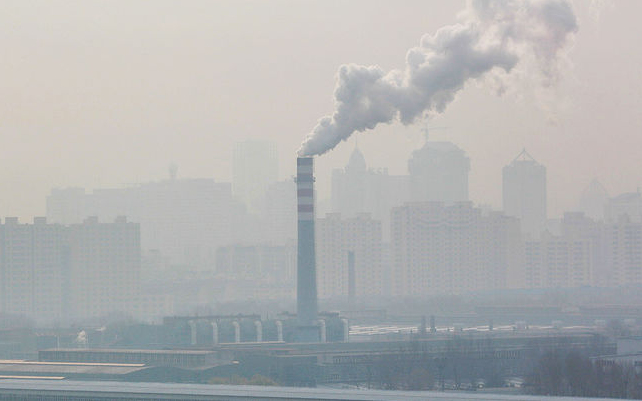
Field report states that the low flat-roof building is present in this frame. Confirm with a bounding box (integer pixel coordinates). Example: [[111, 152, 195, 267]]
[[39, 349, 224, 368], [0, 379, 624, 401]]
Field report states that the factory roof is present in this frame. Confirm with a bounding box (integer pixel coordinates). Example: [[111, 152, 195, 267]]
[[41, 348, 216, 355], [0, 379, 625, 401], [0, 360, 146, 375]]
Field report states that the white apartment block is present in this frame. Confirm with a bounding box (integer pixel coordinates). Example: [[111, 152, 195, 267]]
[[67, 216, 140, 320], [0, 216, 141, 324], [603, 215, 642, 287], [316, 213, 382, 299], [391, 202, 521, 296], [524, 232, 592, 288], [0, 217, 67, 322]]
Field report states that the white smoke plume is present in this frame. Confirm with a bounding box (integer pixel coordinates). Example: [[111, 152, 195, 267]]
[[298, 0, 578, 157]]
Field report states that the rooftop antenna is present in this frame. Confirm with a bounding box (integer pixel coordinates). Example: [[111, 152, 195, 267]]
[[512, 148, 537, 163], [420, 122, 448, 143]]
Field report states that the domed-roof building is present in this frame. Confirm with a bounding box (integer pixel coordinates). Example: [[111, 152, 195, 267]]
[[407, 141, 470, 204]]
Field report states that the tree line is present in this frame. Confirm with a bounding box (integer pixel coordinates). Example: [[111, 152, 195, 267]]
[[526, 351, 642, 399]]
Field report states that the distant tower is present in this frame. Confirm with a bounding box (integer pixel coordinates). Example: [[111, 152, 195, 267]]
[[408, 141, 470, 204], [331, 144, 367, 217], [503, 149, 547, 238], [296, 157, 319, 342], [233, 140, 278, 214], [578, 179, 608, 221]]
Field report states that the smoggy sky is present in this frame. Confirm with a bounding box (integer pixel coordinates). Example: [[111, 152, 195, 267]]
[[1, 0, 640, 220]]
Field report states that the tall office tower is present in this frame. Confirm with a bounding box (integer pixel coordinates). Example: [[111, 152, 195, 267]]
[[578, 179, 608, 221], [232, 140, 278, 215], [68, 216, 140, 320], [391, 202, 521, 296], [603, 215, 642, 287], [47, 178, 245, 271], [331, 146, 410, 239], [264, 180, 297, 245], [502, 149, 547, 238], [296, 157, 318, 342], [316, 213, 383, 299], [605, 191, 642, 223], [408, 141, 470, 204], [524, 232, 592, 289], [0, 217, 68, 323]]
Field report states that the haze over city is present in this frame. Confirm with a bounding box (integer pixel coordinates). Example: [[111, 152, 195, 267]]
[[4, 1, 642, 399], [1, 0, 640, 220]]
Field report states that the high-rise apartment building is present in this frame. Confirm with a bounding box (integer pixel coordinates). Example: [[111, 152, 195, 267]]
[[561, 212, 604, 286], [316, 213, 382, 299], [0, 217, 141, 323], [390, 202, 521, 296], [603, 215, 642, 287], [408, 141, 470, 204], [524, 232, 592, 288], [502, 149, 547, 238], [0, 217, 68, 322], [67, 216, 140, 320], [232, 140, 278, 215]]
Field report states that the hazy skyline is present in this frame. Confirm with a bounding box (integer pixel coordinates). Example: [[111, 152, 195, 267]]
[[1, 0, 640, 220]]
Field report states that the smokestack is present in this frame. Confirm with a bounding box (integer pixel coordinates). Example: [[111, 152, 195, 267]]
[[296, 157, 319, 342], [348, 250, 356, 301]]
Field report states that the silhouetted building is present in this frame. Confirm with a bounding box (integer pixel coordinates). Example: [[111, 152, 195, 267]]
[[47, 178, 245, 270], [331, 145, 409, 239], [408, 141, 470, 204], [605, 191, 642, 223], [578, 179, 608, 221], [233, 140, 278, 215], [502, 149, 547, 238]]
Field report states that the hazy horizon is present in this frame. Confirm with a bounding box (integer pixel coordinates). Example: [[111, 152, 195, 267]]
[[1, 0, 640, 220]]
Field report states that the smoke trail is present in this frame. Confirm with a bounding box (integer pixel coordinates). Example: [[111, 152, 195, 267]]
[[298, 0, 578, 157]]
